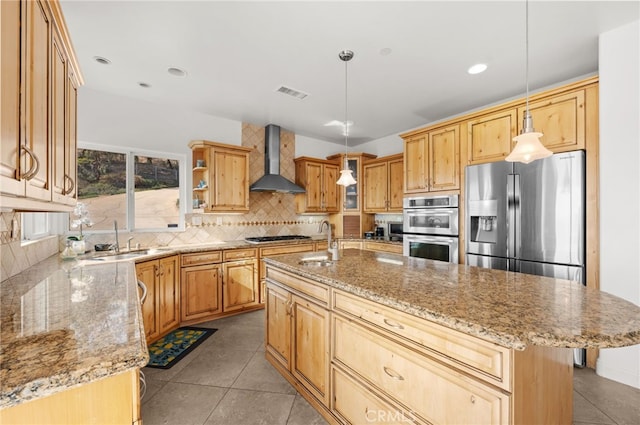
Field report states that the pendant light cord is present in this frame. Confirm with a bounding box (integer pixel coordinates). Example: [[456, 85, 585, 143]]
[[344, 53, 349, 167], [525, 0, 530, 113]]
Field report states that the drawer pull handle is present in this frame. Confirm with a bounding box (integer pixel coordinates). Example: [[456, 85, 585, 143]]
[[383, 366, 404, 381], [383, 318, 405, 330], [470, 395, 476, 404]]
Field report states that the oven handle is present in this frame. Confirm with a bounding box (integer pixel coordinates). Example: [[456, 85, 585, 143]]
[[403, 207, 459, 214], [404, 235, 457, 244]]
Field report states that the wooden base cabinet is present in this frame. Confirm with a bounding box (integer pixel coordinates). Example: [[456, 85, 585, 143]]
[[265, 267, 330, 408], [180, 251, 223, 323], [0, 369, 141, 425], [136, 255, 180, 345], [222, 254, 259, 312], [265, 263, 574, 425]]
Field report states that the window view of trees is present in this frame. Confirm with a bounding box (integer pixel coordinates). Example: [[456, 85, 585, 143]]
[[76, 148, 182, 231]]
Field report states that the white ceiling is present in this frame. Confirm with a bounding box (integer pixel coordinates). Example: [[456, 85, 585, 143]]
[[59, 1, 639, 146]]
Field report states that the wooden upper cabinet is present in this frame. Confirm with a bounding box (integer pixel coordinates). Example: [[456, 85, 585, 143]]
[[363, 153, 404, 213], [466, 109, 517, 165], [188, 140, 252, 213], [429, 126, 460, 191], [518, 89, 586, 152], [0, 0, 23, 197], [403, 134, 427, 193], [294, 157, 340, 213], [403, 126, 459, 194], [1, 0, 82, 210]]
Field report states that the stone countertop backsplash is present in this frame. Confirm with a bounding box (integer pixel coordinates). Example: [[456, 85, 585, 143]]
[[0, 256, 148, 409], [264, 249, 640, 351]]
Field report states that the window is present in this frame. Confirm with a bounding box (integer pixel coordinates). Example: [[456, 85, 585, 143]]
[[22, 213, 50, 241], [76, 144, 185, 233]]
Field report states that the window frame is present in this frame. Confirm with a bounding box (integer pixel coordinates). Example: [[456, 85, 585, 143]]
[[76, 142, 187, 234]]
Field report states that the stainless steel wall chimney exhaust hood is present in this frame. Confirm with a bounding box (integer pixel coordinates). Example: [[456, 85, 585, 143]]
[[249, 125, 306, 193]]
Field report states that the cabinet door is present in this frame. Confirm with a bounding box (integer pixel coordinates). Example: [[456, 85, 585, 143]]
[[136, 260, 159, 344], [211, 149, 249, 211], [292, 294, 330, 406], [265, 283, 291, 369], [222, 259, 259, 312], [363, 162, 388, 213], [387, 157, 404, 211], [158, 255, 179, 334], [51, 27, 67, 204], [302, 161, 323, 212], [404, 135, 427, 193], [429, 126, 460, 191], [64, 68, 78, 203], [322, 163, 340, 212], [0, 0, 24, 196], [466, 110, 517, 165], [519, 90, 585, 152], [23, 0, 52, 201], [180, 263, 223, 322]]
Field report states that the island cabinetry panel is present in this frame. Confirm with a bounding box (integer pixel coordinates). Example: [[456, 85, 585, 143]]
[[1, 0, 82, 211], [332, 314, 510, 425], [180, 251, 223, 323], [222, 248, 259, 312], [258, 243, 315, 303], [136, 255, 180, 345], [403, 126, 460, 194], [333, 291, 511, 390], [265, 266, 331, 409], [188, 140, 252, 213], [0, 369, 140, 425], [339, 240, 363, 250], [294, 157, 340, 213], [363, 153, 404, 213]]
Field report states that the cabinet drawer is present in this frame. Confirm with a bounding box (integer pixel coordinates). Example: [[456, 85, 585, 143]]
[[181, 251, 222, 267], [363, 241, 403, 254], [332, 366, 421, 425], [266, 266, 329, 305], [333, 316, 510, 425], [223, 248, 257, 261], [333, 291, 511, 391], [259, 244, 314, 257]]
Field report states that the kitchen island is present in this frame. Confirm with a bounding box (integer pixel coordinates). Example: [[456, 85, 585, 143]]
[[263, 249, 640, 425]]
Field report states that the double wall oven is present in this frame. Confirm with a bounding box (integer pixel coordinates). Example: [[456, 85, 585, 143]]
[[403, 195, 459, 263]]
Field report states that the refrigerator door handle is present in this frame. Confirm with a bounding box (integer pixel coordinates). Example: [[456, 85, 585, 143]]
[[514, 174, 521, 261], [507, 174, 516, 269]]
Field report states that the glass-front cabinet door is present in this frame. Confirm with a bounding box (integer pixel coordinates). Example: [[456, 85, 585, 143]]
[[344, 158, 358, 211]]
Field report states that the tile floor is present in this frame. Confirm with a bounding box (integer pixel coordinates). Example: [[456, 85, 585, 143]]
[[141, 309, 640, 425]]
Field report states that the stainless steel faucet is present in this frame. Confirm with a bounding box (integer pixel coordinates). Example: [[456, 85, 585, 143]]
[[319, 220, 332, 250], [113, 220, 120, 253], [127, 237, 134, 251]]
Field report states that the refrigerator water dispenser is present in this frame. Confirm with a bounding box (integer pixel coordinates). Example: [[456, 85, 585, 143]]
[[468, 200, 498, 244]]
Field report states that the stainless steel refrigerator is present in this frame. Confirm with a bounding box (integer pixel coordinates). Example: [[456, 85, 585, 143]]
[[465, 150, 586, 364]]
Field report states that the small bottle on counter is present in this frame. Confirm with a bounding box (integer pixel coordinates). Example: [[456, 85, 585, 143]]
[[60, 239, 77, 260], [329, 241, 339, 261]]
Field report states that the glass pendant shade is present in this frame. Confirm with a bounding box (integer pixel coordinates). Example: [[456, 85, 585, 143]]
[[336, 168, 357, 186], [505, 131, 552, 164]]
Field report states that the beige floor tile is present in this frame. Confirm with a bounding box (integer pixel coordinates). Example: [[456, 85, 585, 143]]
[[172, 345, 255, 387], [232, 351, 297, 395], [573, 390, 615, 424], [204, 388, 295, 425], [287, 394, 329, 425], [141, 381, 227, 425], [574, 368, 640, 425]]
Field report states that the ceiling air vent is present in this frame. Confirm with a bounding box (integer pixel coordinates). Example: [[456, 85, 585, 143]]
[[276, 85, 309, 100]]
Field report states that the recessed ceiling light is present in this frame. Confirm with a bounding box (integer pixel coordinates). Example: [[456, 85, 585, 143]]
[[168, 67, 187, 77], [93, 56, 111, 65], [468, 63, 488, 74], [138, 82, 151, 88]]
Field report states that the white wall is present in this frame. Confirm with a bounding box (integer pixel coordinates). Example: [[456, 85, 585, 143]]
[[77, 88, 242, 154], [597, 19, 640, 389]]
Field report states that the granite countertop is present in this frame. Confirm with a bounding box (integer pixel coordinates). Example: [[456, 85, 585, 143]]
[[264, 249, 640, 351], [0, 256, 148, 409]]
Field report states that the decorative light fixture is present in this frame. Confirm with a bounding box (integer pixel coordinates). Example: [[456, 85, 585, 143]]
[[336, 50, 357, 187], [505, 0, 552, 164]]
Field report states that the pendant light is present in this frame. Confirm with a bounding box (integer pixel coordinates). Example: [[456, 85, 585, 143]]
[[505, 0, 552, 164], [336, 50, 357, 187]]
